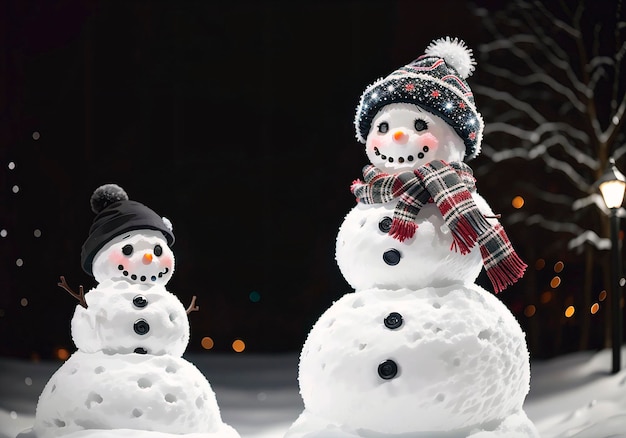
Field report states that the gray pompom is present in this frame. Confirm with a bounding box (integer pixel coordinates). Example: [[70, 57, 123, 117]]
[[90, 184, 129, 214]]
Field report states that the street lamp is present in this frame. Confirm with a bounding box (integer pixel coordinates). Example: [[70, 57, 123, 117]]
[[597, 157, 626, 374]]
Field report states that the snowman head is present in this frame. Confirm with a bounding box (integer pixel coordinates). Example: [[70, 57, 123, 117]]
[[355, 36, 484, 163], [366, 103, 466, 173], [91, 228, 175, 285], [80, 184, 175, 282]]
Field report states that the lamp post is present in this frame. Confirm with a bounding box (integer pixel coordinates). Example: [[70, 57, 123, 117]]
[[597, 158, 626, 374]]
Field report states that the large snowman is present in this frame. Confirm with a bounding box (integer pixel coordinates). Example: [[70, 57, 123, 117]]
[[285, 37, 539, 437], [21, 184, 240, 438]]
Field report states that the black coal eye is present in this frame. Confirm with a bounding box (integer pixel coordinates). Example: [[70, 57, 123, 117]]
[[154, 245, 163, 257], [414, 119, 428, 132], [378, 122, 389, 133], [122, 244, 133, 256]]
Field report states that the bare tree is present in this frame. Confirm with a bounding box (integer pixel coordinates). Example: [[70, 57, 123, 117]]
[[470, 0, 626, 353]]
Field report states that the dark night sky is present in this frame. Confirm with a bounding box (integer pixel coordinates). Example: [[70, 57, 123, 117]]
[[0, 0, 610, 360]]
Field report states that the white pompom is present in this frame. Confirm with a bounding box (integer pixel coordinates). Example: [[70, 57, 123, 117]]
[[162, 216, 173, 232], [425, 36, 476, 79]]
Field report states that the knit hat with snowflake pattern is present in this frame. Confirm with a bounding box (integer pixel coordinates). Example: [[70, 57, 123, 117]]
[[354, 36, 484, 161]]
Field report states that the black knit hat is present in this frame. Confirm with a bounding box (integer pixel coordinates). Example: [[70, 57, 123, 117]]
[[80, 184, 175, 276], [354, 36, 484, 161]]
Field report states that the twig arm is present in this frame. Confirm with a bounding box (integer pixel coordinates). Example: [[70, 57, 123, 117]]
[[186, 295, 199, 314], [58, 276, 88, 309]]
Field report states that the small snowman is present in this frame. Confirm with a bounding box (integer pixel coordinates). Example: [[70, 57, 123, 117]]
[[285, 37, 539, 437], [22, 184, 240, 438]]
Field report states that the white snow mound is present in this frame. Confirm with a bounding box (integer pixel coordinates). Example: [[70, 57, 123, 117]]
[[30, 351, 237, 438]]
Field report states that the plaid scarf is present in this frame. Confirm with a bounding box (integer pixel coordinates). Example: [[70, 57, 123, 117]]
[[351, 160, 526, 293]]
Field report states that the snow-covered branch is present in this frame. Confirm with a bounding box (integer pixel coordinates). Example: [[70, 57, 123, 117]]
[[612, 143, 626, 161], [480, 65, 587, 112], [539, 154, 590, 192], [473, 85, 546, 124], [508, 212, 584, 235], [567, 230, 611, 251], [531, 0, 580, 38], [600, 94, 626, 144], [572, 193, 609, 213], [472, 0, 625, 253]]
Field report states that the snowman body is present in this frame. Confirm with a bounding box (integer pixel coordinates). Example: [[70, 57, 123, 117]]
[[295, 286, 531, 435], [337, 196, 490, 291], [70, 280, 190, 357], [30, 227, 239, 438], [286, 100, 537, 436], [33, 351, 227, 436]]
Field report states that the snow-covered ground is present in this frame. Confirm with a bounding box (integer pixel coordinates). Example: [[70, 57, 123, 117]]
[[2, 348, 626, 438]]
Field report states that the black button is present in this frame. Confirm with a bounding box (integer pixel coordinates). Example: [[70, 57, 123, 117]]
[[382, 249, 401, 266], [134, 319, 150, 335], [378, 216, 392, 233], [133, 295, 148, 308], [378, 359, 398, 380], [134, 347, 148, 354], [384, 312, 403, 329]]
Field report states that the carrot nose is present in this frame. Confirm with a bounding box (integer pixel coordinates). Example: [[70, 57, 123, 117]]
[[393, 130, 406, 142], [143, 253, 153, 264]]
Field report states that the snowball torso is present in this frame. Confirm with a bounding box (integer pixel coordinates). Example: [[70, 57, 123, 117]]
[[297, 285, 530, 434], [33, 351, 237, 438], [72, 281, 189, 357], [336, 192, 493, 291]]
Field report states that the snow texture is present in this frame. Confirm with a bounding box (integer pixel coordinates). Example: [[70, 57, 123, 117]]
[[4, 349, 626, 438], [291, 285, 533, 436], [24, 352, 238, 438], [336, 200, 490, 291], [71, 281, 189, 357]]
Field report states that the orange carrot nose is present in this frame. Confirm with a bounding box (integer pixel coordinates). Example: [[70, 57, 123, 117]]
[[393, 130, 406, 141], [143, 253, 153, 264]]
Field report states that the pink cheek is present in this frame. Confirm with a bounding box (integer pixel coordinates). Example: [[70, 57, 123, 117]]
[[369, 138, 383, 150], [159, 255, 173, 269], [419, 132, 439, 151], [108, 252, 128, 268]]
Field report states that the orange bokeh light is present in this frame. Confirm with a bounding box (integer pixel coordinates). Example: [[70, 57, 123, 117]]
[[524, 305, 536, 317], [535, 259, 545, 270], [55, 348, 70, 361], [540, 291, 553, 304], [232, 339, 246, 353], [512, 196, 525, 209], [201, 337, 214, 350]]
